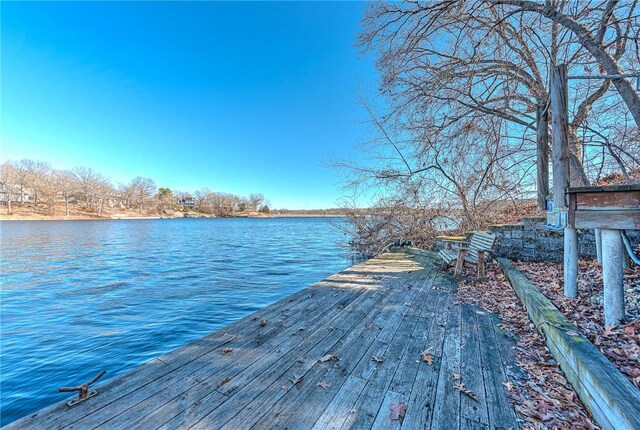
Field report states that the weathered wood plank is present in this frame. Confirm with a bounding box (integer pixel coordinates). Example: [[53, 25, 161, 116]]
[[459, 305, 489, 426], [344, 271, 437, 430], [230, 270, 432, 430], [400, 285, 452, 430], [310, 375, 368, 430], [430, 300, 462, 430], [272, 266, 434, 430], [572, 209, 640, 230], [477, 310, 518, 429], [388, 280, 447, 398], [370, 390, 406, 430]]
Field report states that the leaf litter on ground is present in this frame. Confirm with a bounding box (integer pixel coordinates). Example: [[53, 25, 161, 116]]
[[514, 258, 639, 389]]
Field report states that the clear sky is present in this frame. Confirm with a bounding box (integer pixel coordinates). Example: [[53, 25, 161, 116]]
[[1, 1, 379, 209]]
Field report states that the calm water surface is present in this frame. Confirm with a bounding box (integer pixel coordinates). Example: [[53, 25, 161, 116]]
[[0, 217, 352, 426]]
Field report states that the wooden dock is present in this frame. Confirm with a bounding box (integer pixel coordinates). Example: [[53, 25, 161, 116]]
[[7, 249, 520, 429]]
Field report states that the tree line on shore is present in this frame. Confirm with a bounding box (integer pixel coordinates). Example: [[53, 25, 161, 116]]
[[0, 159, 270, 217], [340, 0, 640, 255]]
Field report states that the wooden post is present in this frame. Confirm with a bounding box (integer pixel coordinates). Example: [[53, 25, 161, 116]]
[[454, 249, 465, 277], [551, 64, 570, 210], [602, 229, 625, 326], [536, 103, 550, 210], [551, 64, 578, 297], [477, 250, 486, 279]]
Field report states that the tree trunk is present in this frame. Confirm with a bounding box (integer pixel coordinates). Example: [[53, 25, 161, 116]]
[[568, 148, 590, 187], [536, 103, 550, 210], [7, 200, 11, 215], [65, 199, 69, 216]]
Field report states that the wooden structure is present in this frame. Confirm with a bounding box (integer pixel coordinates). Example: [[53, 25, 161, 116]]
[[548, 63, 638, 326], [439, 232, 497, 278], [567, 184, 640, 230], [566, 185, 640, 326], [6, 250, 519, 430]]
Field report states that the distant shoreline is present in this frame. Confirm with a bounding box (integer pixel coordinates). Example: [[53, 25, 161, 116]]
[[0, 213, 347, 221]]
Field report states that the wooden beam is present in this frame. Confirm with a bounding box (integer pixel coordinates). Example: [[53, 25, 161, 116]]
[[551, 64, 570, 209], [536, 103, 550, 210]]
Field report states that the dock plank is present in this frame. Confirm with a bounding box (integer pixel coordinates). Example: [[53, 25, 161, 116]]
[[459, 305, 489, 426]]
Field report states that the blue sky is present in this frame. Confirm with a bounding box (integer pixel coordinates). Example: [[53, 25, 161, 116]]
[[1, 1, 379, 209]]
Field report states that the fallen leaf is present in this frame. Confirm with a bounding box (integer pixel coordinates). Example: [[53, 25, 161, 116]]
[[260, 319, 267, 327], [502, 381, 515, 391], [453, 373, 461, 380], [281, 384, 288, 392], [372, 355, 384, 364], [453, 382, 478, 401], [390, 403, 407, 420], [420, 348, 434, 365], [291, 374, 304, 385], [317, 380, 331, 390], [602, 324, 617, 336], [251, 316, 259, 321], [364, 323, 374, 329], [319, 354, 339, 363], [222, 348, 233, 354], [218, 376, 230, 387]]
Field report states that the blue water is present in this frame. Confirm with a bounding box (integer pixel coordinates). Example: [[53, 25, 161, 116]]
[[0, 217, 352, 426]]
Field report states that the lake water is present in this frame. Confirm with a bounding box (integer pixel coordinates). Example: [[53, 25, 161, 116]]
[[0, 217, 353, 426]]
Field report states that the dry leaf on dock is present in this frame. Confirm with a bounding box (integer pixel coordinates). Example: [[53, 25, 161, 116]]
[[390, 403, 407, 420]]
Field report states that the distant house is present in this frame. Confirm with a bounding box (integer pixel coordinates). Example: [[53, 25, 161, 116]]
[[0, 188, 30, 206], [178, 196, 196, 208]]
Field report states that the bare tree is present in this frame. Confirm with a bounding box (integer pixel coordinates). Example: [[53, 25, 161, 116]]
[[12, 160, 32, 203], [71, 166, 108, 210], [25, 160, 52, 206], [54, 170, 78, 216], [248, 193, 265, 212], [358, 0, 639, 208], [128, 177, 156, 214], [0, 162, 20, 214], [491, 0, 640, 126]]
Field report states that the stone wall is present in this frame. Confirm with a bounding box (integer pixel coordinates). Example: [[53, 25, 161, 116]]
[[434, 217, 640, 263]]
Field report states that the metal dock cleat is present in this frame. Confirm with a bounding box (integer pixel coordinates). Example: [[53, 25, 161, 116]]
[[58, 370, 106, 407]]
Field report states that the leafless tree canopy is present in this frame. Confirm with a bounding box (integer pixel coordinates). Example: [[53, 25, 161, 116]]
[[0, 159, 271, 218], [340, 0, 639, 255]]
